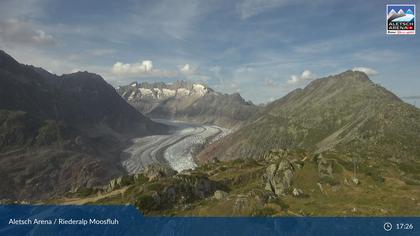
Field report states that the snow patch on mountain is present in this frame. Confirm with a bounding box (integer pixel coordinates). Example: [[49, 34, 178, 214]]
[[120, 81, 210, 102]]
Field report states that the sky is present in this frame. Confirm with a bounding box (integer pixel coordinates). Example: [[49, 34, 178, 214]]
[[0, 0, 419, 104]]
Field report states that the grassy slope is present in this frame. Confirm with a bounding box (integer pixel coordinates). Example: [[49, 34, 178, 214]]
[[198, 71, 420, 162], [40, 71, 420, 216], [49, 150, 420, 216]]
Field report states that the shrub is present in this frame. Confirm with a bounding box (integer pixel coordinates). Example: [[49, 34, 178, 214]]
[[136, 195, 158, 212], [320, 176, 340, 186], [253, 207, 277, 216]]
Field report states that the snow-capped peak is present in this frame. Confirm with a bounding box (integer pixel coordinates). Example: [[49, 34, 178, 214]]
[[122, 81, 209, 101]]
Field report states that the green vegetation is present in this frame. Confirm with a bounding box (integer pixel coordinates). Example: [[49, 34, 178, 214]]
[[136, 195, 159, 213], [53, 148, 420, 216], [200, 71, 420, 167], [35, 120, 67, 146]]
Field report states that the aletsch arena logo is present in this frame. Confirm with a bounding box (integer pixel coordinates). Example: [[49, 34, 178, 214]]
[[387, 4, 416, 35]]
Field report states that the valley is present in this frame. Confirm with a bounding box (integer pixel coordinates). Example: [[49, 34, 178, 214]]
[[122, 119, 230, 173], [1, 50, 420, 217]]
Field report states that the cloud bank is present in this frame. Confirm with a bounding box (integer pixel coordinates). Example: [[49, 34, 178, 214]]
[[111, 60, 205, 80], [111, 60, 177, 78], [352, 67, 378, 76], [287, 70, 314, 85], [0, 19, 55, 47]]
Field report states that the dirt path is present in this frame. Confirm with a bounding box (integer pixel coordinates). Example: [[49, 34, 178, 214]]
[[58, 187, 129, 205]]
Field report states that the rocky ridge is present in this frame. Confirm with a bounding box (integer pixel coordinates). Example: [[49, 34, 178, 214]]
[[118, 81, 259, 128], [0, 50, 168, 200]]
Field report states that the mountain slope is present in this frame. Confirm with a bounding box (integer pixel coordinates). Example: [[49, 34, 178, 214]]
[[51, 154, 420, 216], [118, 81, 259, 127], [40, 71, 420, 216], [198, 71, 420, 162], [0, 50, 167, 200]]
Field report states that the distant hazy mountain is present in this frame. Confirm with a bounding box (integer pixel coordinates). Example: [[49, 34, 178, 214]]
[[0, 50, 167, 200], [118, 81, 259, 127], [198, 71, 420, 162]]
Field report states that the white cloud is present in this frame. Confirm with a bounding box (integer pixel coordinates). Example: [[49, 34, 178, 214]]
[[31, 30, 54, 44], [112, 60, 153, 75], [352, 67, 378, 76], [178, 64, 211, 82], [110, 59, 211, 81], [0, 19, 56, 47], [287, 70, 314, 84], [111, 60, 156, 76], [179, 63, 196, 75]]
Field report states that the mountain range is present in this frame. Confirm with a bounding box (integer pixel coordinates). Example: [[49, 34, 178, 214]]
[[117, 81, 259, 127], [79, 70, 419, 216], [2, 49, 420, 216]]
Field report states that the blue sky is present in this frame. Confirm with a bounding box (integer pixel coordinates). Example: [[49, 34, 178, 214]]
[[0, 0, 419, 104]]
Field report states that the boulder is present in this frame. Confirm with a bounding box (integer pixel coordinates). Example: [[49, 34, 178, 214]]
[[316, 154, 333, 177], [233, 195, 250, 214], [213, 190, 228, 200], [292, 188, 304, 197], [263, 149, 289, 162], [107, 177, 123, 192], [247, 189, 272, 205], [352, 177, 360, 185], [317, 183, 325, 195], [264, 159, 295, 196]]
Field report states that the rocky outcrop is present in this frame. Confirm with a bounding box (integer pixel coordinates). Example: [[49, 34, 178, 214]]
[[213, 190, 228, 200], [170, 174, 216, 200], [232, 190, 274, 215], [263, 159, 295, 196], [315, 154, 333, 177], [118, 81, 211, 114], [135, 173, 221, 213], [106, 175, 136, 192], [118, 81, 259, 128], [262, 149, 290, 162], [107, 177, 123, 191], [233, 195, 251, 214], [292, 188, 304, 197], [142, 164, 177, 181], [119, 81, 210, 105]]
